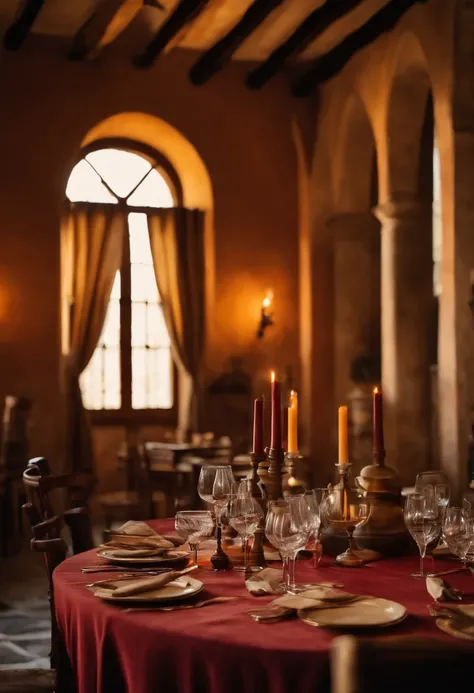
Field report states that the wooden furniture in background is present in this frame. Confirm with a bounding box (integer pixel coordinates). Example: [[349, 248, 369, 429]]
[[23, 457, 95, 554], [331, 635, 473, 693]]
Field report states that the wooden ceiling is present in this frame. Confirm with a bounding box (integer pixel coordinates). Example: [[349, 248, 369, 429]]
[[0, 0, 427, 95]]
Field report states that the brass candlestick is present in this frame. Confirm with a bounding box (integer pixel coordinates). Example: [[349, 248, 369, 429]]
[[210, 503, 231, 570], [284, 451, 306, 494], [249, 450, 267, 569]]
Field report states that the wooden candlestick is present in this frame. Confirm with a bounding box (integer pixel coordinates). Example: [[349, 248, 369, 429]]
[[257, 446, 286, 501], [210, 523, 231, 570], [249, 450, 267, 569]]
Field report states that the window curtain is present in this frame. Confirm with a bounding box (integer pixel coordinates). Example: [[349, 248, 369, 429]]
[[147, 208, 206, 438], [61, 204, 126, 472]]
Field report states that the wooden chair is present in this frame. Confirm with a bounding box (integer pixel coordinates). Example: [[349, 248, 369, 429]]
[[331, 635, 473, 693], [97, 442, 166, 537], [23, 457, 94, 554]]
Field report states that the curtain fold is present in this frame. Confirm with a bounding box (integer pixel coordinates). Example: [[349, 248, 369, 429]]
[[61, 204, 126, 472], [147, 208, 206, 436]]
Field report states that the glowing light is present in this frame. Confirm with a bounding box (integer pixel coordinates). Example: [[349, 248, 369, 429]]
[[373, 386, 379, 394], [271, 371, 276, 383]]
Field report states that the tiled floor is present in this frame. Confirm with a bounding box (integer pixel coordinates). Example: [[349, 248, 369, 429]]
[[0, 542, 51, 669]]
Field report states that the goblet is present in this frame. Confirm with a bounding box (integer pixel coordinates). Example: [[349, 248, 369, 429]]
[[228, 495, 263, 573], [198, 465, 234, 570], [404, 493, 441, 578], [444, 507, 474, 568], [265, 497, 308, 593], [174, 510, 214, 566], [326, 488, 368, 567]]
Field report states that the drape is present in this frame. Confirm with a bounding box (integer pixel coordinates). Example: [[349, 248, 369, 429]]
[[61, 204, 126, 471], [147, 208, 206, 437]]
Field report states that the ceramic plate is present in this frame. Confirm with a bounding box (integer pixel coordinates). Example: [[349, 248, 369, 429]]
[[298, 597, 407, 629], [90, 575, 204, 603], [97, 549, 190, 566]]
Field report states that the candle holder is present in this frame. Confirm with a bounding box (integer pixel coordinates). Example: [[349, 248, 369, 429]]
[[210, 522, 231, 570], [249, 451, 267, 569], [352, 447, 411, 556], [284, 451, 306, 494], [322, 464, 365, 566], [257, 447, 286, 501]]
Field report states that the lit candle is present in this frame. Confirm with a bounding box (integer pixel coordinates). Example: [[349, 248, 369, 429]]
[[270, 371, 282, 450], [252, 397, 264, 455], [287, 390, 298, 453], [373, 386, 385, 459], [338, 405, 349, 464]]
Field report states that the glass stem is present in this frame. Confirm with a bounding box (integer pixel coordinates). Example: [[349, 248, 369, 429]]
[[243, 536, 250, 571], [189, 543, 198, 566], [282, 555, 288, 585], [420, 546, 426, 576], [287, 551, 297, 591]]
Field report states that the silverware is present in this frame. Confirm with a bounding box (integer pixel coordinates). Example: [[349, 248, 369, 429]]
[[81, 567, 171, 574], [427, 568, 469, 578], [246, 606, 294, 623], [123, 596, 236, 613]]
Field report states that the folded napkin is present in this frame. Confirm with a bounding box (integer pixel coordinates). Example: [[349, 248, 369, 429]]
[[245, 568, 283, 596], [426, 577, 461, 602], [102, 521, 175, 557], [113, 565, 197, 597], [431, 603, 474, 640], [118, 521, 156, 536], [273, 588, 362, 611]]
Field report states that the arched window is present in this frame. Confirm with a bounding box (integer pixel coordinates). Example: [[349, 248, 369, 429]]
[[66, 143, 178, 419]]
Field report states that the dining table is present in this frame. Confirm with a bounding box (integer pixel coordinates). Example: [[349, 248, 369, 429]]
[[53, 519, 474, 693]]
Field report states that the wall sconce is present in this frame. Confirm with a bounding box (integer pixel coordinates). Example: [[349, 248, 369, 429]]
[[257, 291, 274, 339]]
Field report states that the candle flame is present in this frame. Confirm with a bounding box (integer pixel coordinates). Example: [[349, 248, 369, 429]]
[[262, 290, 273, 310], [373, 386, 379, 394], [271, 370, 275, 383]]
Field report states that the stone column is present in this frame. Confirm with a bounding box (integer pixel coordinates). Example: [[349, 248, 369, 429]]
[[375, 198, 433, 483], [328, 212, 381, 416]]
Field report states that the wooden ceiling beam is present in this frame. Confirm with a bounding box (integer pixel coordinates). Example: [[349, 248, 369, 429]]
[[135, 0, 209, 68], [69, 0, 164, 61], [246, 0, 366, 90], [189, 0, 284, 86], [292, 0, 428, 98], [3, 0, 46, 51]]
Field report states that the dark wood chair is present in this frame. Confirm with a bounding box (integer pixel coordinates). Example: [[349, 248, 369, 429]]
[[23, 457, 94, 554], [97, 442, 166, 537], [331, 635, 473, 693]]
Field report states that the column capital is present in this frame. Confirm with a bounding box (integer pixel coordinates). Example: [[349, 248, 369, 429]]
[[326, 211, 380, 243], [373, 196, 431, 226]]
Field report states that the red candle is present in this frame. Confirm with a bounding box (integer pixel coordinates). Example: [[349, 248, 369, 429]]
[[270, 371, 282, 450], [373, 386, 385, 458], [252, 397, 264, 455]]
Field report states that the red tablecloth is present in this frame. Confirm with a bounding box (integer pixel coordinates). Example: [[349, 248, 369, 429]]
[[53, 520, 474, 693]]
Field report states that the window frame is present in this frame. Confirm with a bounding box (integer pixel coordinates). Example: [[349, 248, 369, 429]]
[[73, 139, 182, 427]]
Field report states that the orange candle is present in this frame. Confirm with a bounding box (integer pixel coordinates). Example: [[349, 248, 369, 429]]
[[338, 405, 349, 464], [287, 390, 298, 453]]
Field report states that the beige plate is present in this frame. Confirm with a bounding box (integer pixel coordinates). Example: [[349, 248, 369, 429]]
[[298, 597, 407, 629], [97, 549, 190, 566], [90, 575, 204, 603]]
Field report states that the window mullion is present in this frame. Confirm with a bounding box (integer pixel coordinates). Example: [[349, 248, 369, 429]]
[[121, 220, 132, 413]]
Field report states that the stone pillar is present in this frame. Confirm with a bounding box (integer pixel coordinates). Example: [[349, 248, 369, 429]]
[[375, 198, 433, 483], [328, 212, 381, 417]]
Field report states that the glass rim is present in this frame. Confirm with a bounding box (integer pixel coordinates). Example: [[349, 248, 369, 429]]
[[175, 509, 212, 515]]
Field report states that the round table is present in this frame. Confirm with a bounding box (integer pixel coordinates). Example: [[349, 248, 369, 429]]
[[54, 520, 474, 693]]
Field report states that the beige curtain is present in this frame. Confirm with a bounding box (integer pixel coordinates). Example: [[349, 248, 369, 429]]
[[147, 208, 206, 436], [61, 204, 126, 471]]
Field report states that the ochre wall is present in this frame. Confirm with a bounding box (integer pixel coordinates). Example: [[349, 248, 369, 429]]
[[0, 38, 308, 493]]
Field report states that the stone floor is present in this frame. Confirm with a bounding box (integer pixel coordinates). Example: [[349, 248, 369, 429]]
[[0, 541, 51, 670]]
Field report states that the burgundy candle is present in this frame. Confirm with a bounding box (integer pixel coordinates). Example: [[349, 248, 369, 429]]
[[252, 396, 264, 455], [373, 386, 385, 459], [270, 371, 282, 450]]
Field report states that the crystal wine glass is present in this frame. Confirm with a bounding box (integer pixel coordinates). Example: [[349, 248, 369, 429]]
[[265, 497, 308, 593], [174, 510, 214, 566], [198, 465, 234, 569], [228, 495, 263, 573], [444, 507, 474, 568], [404, 493, 441, 578]]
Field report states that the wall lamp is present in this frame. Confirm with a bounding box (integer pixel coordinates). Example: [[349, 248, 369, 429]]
[[257, 291, 274, 339]]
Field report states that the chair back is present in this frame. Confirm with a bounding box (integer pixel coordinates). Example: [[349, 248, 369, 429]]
[[23, 506, 68, 670], [415, 470, 449, 491], [23, 457, 95, 553], [331, 635, 473, 693]]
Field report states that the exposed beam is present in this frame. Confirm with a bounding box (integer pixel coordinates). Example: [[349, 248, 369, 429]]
[[69, 0, 164, 61], [3, 0, 46, 51], [247, 0, 366, 90], [135, 0, 209, 68], [189, 0, 284, 86], [292, 0, 428, 98]]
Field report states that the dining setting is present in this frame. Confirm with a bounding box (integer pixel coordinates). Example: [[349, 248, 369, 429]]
[[51, 376, 474, 693]]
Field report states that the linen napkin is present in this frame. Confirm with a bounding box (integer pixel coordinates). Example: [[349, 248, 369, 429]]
[[101, 521, 175, 557], [273, 588, 363, 611], [426, 576, 462, 602], [113, 565, 197, 597], [245, 568, 284, 595]]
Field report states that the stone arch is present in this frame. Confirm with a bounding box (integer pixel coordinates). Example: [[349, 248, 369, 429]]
[[333, 93, 378, 213], [381, 31, 433, 201]]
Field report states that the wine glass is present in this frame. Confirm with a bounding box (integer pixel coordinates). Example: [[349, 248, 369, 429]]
[[325, 488, 368, 567], [404, 493, 441, 578], [174, 510, 214, 566], [198, 465, 234, 569], [265, 498, 309, 593], [228, 496, 263, 573], [444, 507, 474, 568]]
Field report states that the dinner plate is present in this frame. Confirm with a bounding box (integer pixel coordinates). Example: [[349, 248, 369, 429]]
[[97, 549, 190, 566], [90, 575, 204, 603], [298, 597, 407, 629]]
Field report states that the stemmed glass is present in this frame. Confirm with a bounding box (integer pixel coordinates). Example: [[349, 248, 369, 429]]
[[228, 495, 263, 573], [404, 493, 441, 578], [175, 510, 214, 566], [265, 497, 309, 593], [444, 507, 474, 569], [198, 465, 234, 569]]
